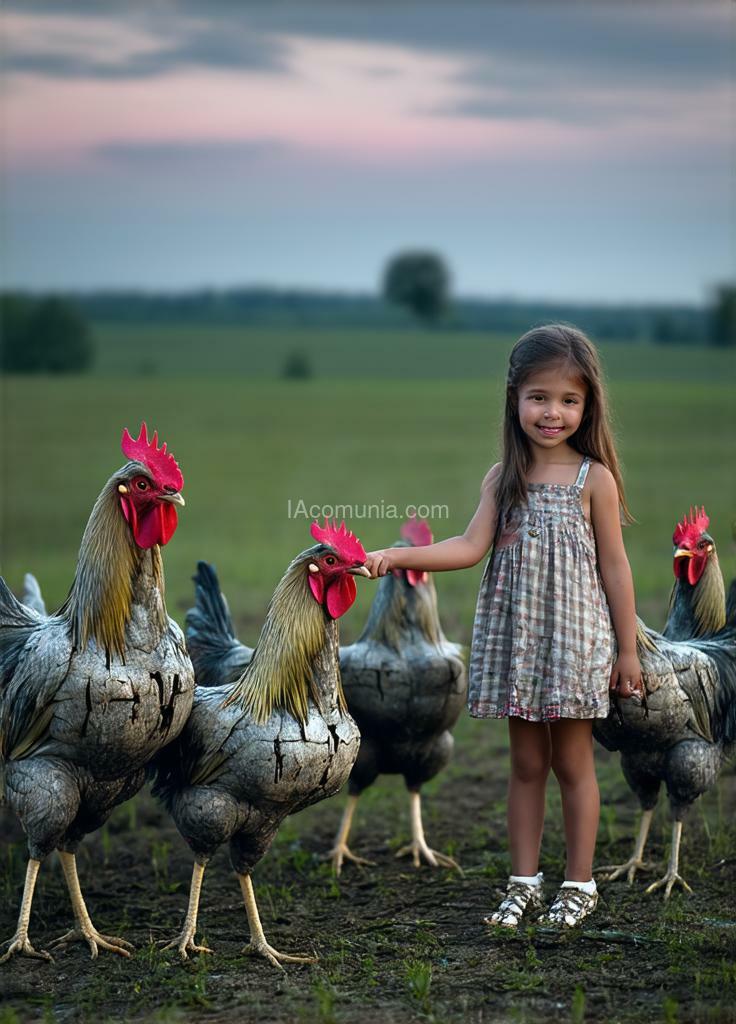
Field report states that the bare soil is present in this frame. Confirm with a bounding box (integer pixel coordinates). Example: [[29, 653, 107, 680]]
[[1, 719, 735, 1024]]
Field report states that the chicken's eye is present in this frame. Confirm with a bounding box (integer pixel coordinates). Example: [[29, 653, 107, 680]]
[[325, 555, 336, 566], [136, 479, 149, 492]]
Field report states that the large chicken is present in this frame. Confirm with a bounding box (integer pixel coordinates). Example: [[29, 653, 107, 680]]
[[328, 519, 467, 875], [152, 520, 368, 968], [595, 507, 734, 897], [0, 424, 194, 961]]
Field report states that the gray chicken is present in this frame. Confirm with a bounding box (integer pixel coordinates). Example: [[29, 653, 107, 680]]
[[328, 519, 467, 875], [152, 520, 368, 968], [596, 507, 735, 897], [0, 424, 194, 961]]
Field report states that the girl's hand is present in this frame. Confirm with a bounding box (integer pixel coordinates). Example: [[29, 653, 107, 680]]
[[610, 653, 643, 699], [364, 550, 395, 579]]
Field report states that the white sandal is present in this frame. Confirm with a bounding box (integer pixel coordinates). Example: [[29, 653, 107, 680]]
[[484, 879, 544, 928], [538, 886, 598, 928]]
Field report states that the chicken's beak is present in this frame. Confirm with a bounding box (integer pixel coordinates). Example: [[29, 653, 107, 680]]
[[673, 548, 693, 559], [348, 565, 371, 577], [161, 491, 186, 507]]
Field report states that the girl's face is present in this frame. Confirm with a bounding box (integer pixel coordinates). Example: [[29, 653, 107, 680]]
[[517, 364, 587, 451]]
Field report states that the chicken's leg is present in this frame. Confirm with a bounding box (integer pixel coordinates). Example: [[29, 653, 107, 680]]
[[0, 859, 53, 963], [598, 808, 655, 884], [49, 851, 134, 959], [325, 794, 375, 875], [162, 861, 213, 959], [395, 791, 462, 872], [644, 821, 693, 899], [238, 873, 317, 970]]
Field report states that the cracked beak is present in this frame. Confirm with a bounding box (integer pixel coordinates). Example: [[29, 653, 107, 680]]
[[161, 491, 186, 507], [348, 565, 371, 577]]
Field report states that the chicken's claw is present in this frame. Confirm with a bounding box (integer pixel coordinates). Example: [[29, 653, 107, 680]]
[[324, 842, 376, 876], [597, 858, 656, 885], [161, 933, 214, 960], [50, 926, 134, 959], [0, 932, 54, 964], [395, 838, 463, 874], [644, 871, 693, 899], [242, 938, 317, 971]]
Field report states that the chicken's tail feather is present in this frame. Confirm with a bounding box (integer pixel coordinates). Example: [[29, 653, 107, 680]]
[[0, 577, 42, 693], [185, 562, 253, 687], [22, 573, 47, 616]]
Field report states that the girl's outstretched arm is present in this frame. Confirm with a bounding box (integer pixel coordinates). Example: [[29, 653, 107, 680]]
[[365, 464, 500, 577], [589, 463, 642, 699]]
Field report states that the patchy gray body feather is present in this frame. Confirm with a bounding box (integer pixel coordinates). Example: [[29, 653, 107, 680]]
[[158, 566, 360, 876], [340, 568, 467, 795], [594, 620, 736, 820], [1, 551, 194, 860]]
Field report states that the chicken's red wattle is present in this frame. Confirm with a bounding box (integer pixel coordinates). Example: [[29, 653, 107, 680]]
[[309, 572, 357, 619], [120, 497, 178, 549]]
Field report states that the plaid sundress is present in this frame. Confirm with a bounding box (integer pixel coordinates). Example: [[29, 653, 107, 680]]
[[468, 458, 613, 721]]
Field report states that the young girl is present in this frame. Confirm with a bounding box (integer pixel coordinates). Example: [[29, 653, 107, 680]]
[[365, 324, 642, 929]]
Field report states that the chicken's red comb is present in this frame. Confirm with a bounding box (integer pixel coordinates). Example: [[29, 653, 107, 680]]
[[400, 517, 433, 547], [673, 506, 709, 547], [311, 519, 366, 563], [121, 422, 184, 491]]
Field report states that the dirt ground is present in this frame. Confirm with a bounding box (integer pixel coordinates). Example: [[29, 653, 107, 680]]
[[1, 719, 735, 1024]]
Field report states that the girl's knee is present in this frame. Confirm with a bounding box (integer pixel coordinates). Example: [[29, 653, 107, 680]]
[[510, 751, 551, 785], [551, 750, 597, 789]]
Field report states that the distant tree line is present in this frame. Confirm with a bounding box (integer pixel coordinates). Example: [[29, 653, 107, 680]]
[[1, 294, 94, 373], [49, 287, 716, 344], [3, 275, 733, 349]]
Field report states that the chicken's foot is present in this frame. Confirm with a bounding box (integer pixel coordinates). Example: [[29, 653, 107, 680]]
[[395, 791, 462, 873], [0, 859, 53, 963], [644, 821, 693, 899], [49, 851, 133, 959], [161, 861, 213, 959], [598, 809, 656, 884], [238, 873, 317, 971], [325, 794, 375, 876]]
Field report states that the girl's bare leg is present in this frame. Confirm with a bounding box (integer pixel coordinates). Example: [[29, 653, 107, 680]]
[[507, 718, 552, 876], [549, 719, 599, 881]]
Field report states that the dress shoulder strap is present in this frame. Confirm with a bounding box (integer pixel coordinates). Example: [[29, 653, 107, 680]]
[[574, 457, 591, 488]]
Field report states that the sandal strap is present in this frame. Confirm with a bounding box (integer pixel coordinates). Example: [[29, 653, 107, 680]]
[[542, 887, 597, 926], [486, 880, 542, 926]]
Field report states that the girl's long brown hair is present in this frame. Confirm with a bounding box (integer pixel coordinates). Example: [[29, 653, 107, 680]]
[[494, 324, 632, 531]]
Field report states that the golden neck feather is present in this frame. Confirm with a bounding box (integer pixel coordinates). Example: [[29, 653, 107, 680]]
[[61, 474, 166, 658], [360, 572, 444, 652], [224, 553, 334, 725], [692, 551, 726, 636]]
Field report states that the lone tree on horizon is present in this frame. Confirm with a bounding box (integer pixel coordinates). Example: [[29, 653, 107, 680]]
[[382, 250, 451, 323]]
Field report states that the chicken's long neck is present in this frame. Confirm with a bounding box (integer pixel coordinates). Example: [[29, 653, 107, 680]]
[[60, 479, 167, 659], [225, 558, 343, 724], [664, 553, 726, 640], [358, 574, 445, 652]]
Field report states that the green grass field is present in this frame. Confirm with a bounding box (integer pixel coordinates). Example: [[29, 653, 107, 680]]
[[90, 321, 735, 382], [0, 326, 734, 641]]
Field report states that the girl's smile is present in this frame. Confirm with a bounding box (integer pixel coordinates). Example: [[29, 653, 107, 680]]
[[517, 366, 587, 450]]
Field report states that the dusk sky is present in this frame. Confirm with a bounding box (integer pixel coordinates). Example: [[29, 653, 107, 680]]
[[3, 1, 734, 303]]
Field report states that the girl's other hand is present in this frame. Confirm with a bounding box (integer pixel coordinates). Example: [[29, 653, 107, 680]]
[[610, 653, 643, 699], [364, 550, 394, 578]]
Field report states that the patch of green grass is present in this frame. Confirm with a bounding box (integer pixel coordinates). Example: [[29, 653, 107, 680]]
[[87, 322, 736, 385], [570, 984, 586, 1024], [405, 958, 433, 1013]]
